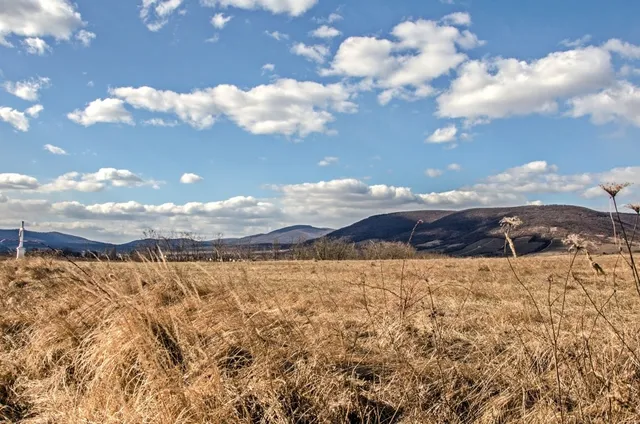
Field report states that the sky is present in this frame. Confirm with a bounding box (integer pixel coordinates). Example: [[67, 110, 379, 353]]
[[1, 0, 640, 243]]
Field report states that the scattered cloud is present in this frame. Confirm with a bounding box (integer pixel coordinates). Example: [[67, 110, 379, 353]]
[[291, 42, 330, 63], [103, 79, 357, 137], [318, 156, 339, 166], [426, 125, 457, 143], [22, 37, 51, 55], [0, 173, 39, 190], [0, 0, 84, 47], [315, 13, 342, 24], [140, 0, 185, 31], [425, 168, 443, 177], [560, 34, 591, 48], [441, 12, 471, 26], [44, 144, 68, 155], [211, 13, 232, 29], [322, 18, 483, 104], [447, 163, 461, 171], [3, 77, 50, 101], [437, 46, 613, 121], [200, 0, 318, 17], [310, 25, 341, 39], [0, 105, 42, 131], [75, 29, 96, 47], [40, 168, 161, 192], [265, 30, 289, 41], [68, 98, 134, 126], [568, 81, 640, 127], [180, 173, 204, 184], [603, 39, 640, 59], [205, 34, 220, 43]]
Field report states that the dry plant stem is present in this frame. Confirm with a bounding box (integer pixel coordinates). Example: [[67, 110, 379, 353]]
[[611, 197, 640, 296]]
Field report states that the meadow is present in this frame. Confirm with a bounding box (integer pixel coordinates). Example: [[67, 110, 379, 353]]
[[1, 252, 639, 423]]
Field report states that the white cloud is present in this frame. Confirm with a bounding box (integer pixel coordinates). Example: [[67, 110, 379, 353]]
[[315, 12, 342, 24], [25, 104, 43, 117], [323, 18, 482, 104], [200, 0, 318, 16], [40, 168, 160, 192], [87, 80, 95, 87], [205, 34, 220, 43], [211, 13, 232, 29], [427, 125, 457, 143], [75, 29, 96, 47], [318, 156, 338, 166], [0, 0, 84, 47], [44, 144, 67, 155], [22, 37, 50, 55], [262, 63, 275, 73], [0, 173, 39, 190], [68, 98, 134, 126], [140, 0, 185, 31], [437, 46, 613, 120], [441, 12, 471, 26], [560, 34, 591, 48], [568, 81, 640, 127], [447, 163, 461, 171], [0, 105, 41, 131], [310, 25, 341, 39], [603, 39, 640, 59], [291, 42, 329, 63], [3, 77, 50, 101], [265, 30, 288, 41], [143, 118, 179, 127], [106, 79, 357, 137], [180, 173, 204, 184], [425, 168, 443, 177]]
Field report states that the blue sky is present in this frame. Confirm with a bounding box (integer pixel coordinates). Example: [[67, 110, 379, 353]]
[[1, 0, 639, 242]]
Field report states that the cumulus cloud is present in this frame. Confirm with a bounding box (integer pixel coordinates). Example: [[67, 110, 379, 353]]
[[68, 98, 134, 126], [104, 79, 357, 137], [211, 12, 232, 29], [447, 163, 461, 171], [262, 63, 275, 73], [568, 80, 640, 127], [40, 168, 160, 192], [44, 144, 67, 155], [603, 39, 640, 59], [560, 34, 591, 48], [310, 25, 341, 39], [3, 77, 51, 101], [180, 173, 204, 184], [75, 29, 96, 47], [436, 46, 613, 120], [426, 125, 457, 143], [200, 0, 318, 16], [140, 0, 185, 31], [0, 0, 84, 47], [322, 17, 482, 104], [425, 168, 443, 177], [291, 42, 329, 63], [0, 104, 42, 131], [143, 118, 179, 127], [318, 156, 338, 166], [0, 173, 39, 190], [22, 37, 50, 55]]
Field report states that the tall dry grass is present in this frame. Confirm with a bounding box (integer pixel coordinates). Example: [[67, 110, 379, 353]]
[[1, 252, 640, 423]]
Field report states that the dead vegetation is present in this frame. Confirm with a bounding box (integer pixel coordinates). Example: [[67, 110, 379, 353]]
[[1, 253, 639, 423]]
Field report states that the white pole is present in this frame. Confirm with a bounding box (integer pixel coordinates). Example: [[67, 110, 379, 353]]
[[16, 221, 25, 259]]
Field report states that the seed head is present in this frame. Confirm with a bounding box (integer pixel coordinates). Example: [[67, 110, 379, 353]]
[[626, 203, 640, 214], [562, 233, 590, 251], [500, 216, 522, 229], [600, 182, 631, 198]]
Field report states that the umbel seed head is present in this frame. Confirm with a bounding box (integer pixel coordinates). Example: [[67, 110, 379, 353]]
[[626, 203, 640, 214], [600, 182, 631, 198]]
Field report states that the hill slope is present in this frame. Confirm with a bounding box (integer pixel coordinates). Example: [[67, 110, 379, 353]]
[[0, 230, 114, 253]]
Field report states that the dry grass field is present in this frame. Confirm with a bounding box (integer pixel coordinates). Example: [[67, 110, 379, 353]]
[[1, 254, 640, 423]]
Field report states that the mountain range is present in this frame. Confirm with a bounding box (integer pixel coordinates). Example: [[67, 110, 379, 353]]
[[0, 205, 636, 257]]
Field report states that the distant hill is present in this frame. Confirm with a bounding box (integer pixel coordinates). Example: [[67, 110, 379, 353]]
[[327, 205, 638, 257], [225, 225, 334, 245], [0, 230, 114, 253]]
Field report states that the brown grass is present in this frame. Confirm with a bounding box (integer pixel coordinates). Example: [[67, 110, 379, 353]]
[[1, 255, 639, 423]]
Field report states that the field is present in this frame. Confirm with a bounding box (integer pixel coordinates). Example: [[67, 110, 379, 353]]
[[1, 255, 640, 423]]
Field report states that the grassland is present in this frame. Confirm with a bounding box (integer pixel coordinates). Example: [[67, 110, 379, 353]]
[[1, 255, 639, 423]]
